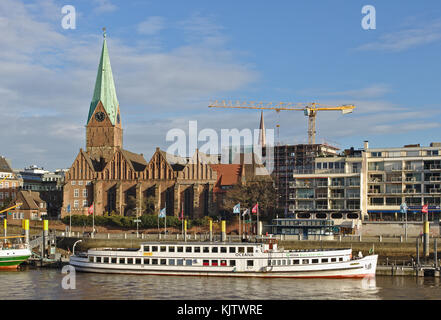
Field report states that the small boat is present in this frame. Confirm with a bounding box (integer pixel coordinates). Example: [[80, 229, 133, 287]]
[[70, 238, 378, 278], [0, 242, 31, 270]]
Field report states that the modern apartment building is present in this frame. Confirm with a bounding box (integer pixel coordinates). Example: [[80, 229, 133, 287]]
[[364, 141, 441, 221], [289, 141, 441, 223], [290, 147, 363, 225]]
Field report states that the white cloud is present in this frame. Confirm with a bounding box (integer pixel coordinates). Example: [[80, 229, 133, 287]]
[[355, 20, 441, 52], [92, 0, 117, 14], [0, 0, 257, 170], [137, 16, 165, 35]]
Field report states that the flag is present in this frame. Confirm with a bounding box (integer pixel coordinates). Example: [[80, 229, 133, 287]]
[[422, 204, 428, 214], [400, 203, 408, 214], [159, 207, 166, 218], [67, 204, 71, 213], [252, 203, 259, 214], [88, 203, 94, 215], [242, 209, 249, 217], [233, 203, 240, 214]]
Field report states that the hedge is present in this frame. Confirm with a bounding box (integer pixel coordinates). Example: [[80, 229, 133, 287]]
[[61, 214, 211, 229]]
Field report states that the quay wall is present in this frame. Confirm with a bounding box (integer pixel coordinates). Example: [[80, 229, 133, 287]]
[[361, 222, 441, 237]]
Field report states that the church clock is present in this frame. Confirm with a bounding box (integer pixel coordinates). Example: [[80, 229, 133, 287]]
[[95, 111, 106, 122]]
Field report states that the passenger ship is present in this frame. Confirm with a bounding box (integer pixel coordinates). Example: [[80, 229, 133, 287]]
[[70, 238, 378, 278]]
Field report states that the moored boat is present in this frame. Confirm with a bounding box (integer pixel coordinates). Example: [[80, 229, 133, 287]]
[[0, 242, 31, 270], [70, 238, 377, 278]]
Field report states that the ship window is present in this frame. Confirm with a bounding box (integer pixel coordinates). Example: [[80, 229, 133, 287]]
[[152, 259, 158, 265], [160, 259, 167, 265], [89, 257, 94, 263], [169, 246, 175, 252], [136, 258, 142, 265], [160, 246, 167, 252], [177, 246, 183, 252], [203, 247, 210, 253], [169, 259, 175, 265], [185, 260, 192, 266], [293, 259, 299, 265], [247, 247, 253, 253], [229, 247, 236, 253], [271, 260, 276, 266], [177, 259, 184, 266], [119, 258, 125, 264], [144, 259, 149, 265], [220, 247, 227, 253], [143, 246, 150, 252], [282, 260, 286, 265], [302, 259, 309, 264], [111, 258, 117, 264], [220, 260, 227, 266], [247, 260, 254, 267], [212, 247, 218, 253], [194, 247, 201, 253], [151, 246, 158, 252], [339, 257, 343, 262], [127, 258, 133, 264], [211, 260, 218, 266], [312, 259, 319, 264], [229, 260, 236, 267], [331, 258, 336, 262], [277, 260, 281, 265], [96, 257, 102, 263], [186, 247, 192, 253], [238, 247, 245, 253], [322, 258, 328, 263], [103, 257, 109, 263], [203, 260, 209, 266]]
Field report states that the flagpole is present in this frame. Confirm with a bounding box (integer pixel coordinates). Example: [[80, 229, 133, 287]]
[[92, 202, 95, 237], [164, 205, 167, 238], [257, 201, 260, 236], [238, 209, 241, 240]]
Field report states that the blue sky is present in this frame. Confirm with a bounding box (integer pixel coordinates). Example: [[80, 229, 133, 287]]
[[1, 0, 441, 170]]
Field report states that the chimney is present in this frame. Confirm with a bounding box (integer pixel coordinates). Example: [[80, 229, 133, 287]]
[[363, 141, 369, 150]]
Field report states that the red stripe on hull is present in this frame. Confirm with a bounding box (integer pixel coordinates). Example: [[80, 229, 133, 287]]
[[0, 265, 20, 270]]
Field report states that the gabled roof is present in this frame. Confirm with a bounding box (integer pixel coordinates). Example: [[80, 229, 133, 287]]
[[87, 35, 119, 125], [158, 149, 188, 171], [121, 149, 148, 171], [18, 190, 45, 210], [0, 157, 13, 173], [210, 164, 242, 193]]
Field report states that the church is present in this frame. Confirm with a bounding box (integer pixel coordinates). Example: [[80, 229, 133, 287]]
[[61, 33, 220, 219]]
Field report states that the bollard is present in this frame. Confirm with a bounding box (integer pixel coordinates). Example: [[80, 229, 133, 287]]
[[184, 220, 187, 242], [3, 219, 6, 244], [416, 237, 420, 267], [379, 235, 382, 242], [42, 220, 48, 259], [209, 220, 213, 242], [423, 217, 430, 258], [24, 219, 29, 245], [221, 220, 226, 242], [434, 239, 438, 269]]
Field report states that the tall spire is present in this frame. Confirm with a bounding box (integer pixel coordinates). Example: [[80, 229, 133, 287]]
[[87, 28, 119, 125], [258, 111, 266, 147]]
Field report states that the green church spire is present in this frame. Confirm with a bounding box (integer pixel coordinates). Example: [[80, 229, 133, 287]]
[[87, 29, 119, 125]]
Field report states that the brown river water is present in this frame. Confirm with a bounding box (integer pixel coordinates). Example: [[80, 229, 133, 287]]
[[0, 267, 441, 300]]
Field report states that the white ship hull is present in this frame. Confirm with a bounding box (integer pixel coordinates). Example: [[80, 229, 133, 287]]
[[70, 241, 377, 279]]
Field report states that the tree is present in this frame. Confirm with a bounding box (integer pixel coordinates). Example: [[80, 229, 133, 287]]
[[125, 195, 156, 216], [223, 177, 277, 221]]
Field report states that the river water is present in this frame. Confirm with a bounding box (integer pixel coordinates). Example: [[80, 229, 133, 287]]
[[1, 267, 441, 300]]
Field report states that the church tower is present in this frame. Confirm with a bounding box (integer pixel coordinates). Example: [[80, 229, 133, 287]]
[[86, 29, 123, 161]]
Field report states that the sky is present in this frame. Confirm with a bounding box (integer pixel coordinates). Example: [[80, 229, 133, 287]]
[[1, 0, 441, 170]]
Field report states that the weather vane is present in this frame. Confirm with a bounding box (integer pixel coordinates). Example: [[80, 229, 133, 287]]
[[102, 27, 106, 38]]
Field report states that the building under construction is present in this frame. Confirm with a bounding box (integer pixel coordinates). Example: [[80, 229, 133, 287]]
[[268, 143, 340, 214]]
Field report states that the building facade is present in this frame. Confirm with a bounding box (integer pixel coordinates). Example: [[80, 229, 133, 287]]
[[288, 141, 441, 224], [0, 156, 22, 211], [62, 35, 219, 219]]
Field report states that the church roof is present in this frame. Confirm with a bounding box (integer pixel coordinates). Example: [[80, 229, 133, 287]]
[[87, 34, 119, 125]]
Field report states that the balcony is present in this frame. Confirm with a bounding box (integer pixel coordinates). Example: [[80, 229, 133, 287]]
[[316, 205, 328, 210], [347, 193, 360, 199], [296, 205, 314, 210], [404, 189, 418, 194], [347, 204, 360, 210], [330, 194, 345, 199], [368, 189, 382, 194], [430, 188, 441, 194], [316, 193, 328, 199]]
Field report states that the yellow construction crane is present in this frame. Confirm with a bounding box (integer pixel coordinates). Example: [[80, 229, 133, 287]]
[[208, 100, 355, 144]]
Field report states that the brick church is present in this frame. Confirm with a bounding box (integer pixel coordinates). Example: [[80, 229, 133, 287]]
[[61, 34, 220, 219]]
